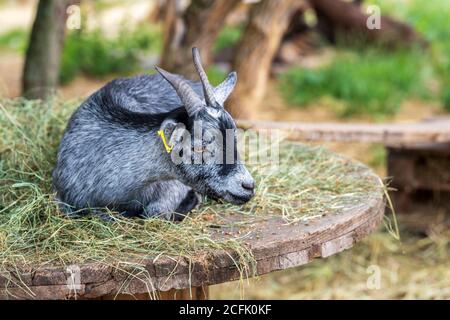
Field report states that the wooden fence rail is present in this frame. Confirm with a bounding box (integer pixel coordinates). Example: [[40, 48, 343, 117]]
[[236, 118, 450, 144]]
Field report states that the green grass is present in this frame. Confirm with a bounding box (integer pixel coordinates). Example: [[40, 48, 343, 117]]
[[0, 98, 383, 295], [60, 25, 162, 84], [212, 222, 450, 299], [214, 25, 243, 53], [366, 0, 450, 42], [280, 49, 429, 117], [443, 89, 450, 112], [0, 28, 28, 53], [0, 24, 162, 84], [0, 98, 254, 293]]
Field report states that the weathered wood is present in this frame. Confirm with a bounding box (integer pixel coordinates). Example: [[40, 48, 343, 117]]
[[236, 119, 450, 144], [227, 0, 299, 119], [22, 0, 78, 99], [387, 142, 450, 191], [309, 0, 426, 48], [160, 0, 240, 78], [0, 177, 384, 299]]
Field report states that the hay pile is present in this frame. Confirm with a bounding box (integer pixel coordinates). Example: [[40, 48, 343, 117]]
[[0, 98, 382, 278]]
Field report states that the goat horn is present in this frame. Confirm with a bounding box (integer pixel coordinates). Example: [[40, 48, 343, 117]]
[[155, 66, 204, 116], [192, 47, 218, 107]]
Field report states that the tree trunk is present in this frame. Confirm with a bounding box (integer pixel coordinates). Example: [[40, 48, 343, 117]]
[[148, 0, 167, 23], [309, 0, 426, 48], [160, 0, 240, 78], [22, 0, 75, 100], [227, 0, 298, 119]]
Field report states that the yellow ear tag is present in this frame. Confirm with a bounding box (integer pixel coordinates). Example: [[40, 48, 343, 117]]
[[157, 130, 173, 154]]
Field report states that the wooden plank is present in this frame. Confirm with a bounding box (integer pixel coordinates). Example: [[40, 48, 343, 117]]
[[236, 119, 450, 144]]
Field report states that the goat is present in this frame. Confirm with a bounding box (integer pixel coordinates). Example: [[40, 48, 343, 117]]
[[52, 48, 255, 220]]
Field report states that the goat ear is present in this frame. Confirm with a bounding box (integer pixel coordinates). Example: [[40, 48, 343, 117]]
[[161, 119, 186, 145], [214, 71, 237, 106]]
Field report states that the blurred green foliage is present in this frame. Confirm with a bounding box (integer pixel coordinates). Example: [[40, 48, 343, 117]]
[[0, 28, 28, 53], [368, 0, 450, 112], [0, 24, 162, 84], [366, 0, 450, 42], [280, 49, 428, 117], [60, 26, 161, 84], [443, 89, 450, 112], [281, 0, 450, 117]]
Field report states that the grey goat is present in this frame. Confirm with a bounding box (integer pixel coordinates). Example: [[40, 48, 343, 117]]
[[52, 48, 255, 220]]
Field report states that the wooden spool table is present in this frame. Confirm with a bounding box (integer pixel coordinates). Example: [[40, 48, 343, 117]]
[[0, 150, 385, 300]]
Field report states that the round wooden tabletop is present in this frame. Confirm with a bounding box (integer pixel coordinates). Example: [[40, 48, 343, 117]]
[[0, 158, 385, 300]]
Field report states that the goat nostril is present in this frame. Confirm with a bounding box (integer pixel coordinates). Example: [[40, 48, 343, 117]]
[[242, 181, 255, 190]]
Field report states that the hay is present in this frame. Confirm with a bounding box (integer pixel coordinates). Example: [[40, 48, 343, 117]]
[[211, 220, 450, 299], [0, 98, 382, 290]]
